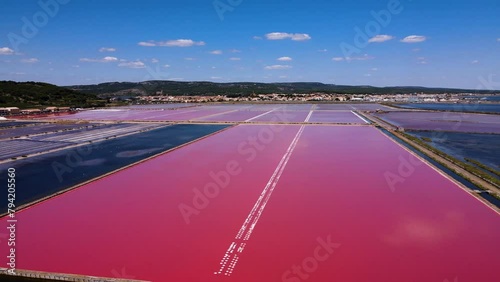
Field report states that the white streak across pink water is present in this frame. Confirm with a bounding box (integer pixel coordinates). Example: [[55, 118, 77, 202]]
[[0, 125, 498, 281]]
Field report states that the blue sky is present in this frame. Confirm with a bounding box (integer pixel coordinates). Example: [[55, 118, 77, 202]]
[[0, 0, 499, 89]]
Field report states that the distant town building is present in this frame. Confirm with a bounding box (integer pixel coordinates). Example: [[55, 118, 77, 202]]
[[4, 107, 20, 114], [21, 109, 42, 114], [45, 106, 59, 112]]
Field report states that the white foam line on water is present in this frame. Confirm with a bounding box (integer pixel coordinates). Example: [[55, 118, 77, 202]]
[[245, 109, 278, 122], [304, 110, 314, 123], [139, 109, 197, 120], [351, 110, 370, 124], [194, 109, 240, 120], [215, 125, 305, 276]]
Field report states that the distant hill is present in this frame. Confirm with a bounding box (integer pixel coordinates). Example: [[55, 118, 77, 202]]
[[0, 81, 105, 108], [67, 80, 499, 97]]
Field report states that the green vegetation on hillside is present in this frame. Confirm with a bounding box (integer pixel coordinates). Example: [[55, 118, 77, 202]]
[[0, 81, 105, 108], [67, 81, 499, 98]]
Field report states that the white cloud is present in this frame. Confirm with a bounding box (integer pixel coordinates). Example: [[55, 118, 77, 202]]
[[102, 56, 118, 62], [163, 64, 171, 68], [471, 60, 479, 64], [349, 54, 374, 61], [229, 57, 241, 61], [138, 42, 156, 47], [151, 58, 159, 63], [21, 58, 39, 63], [364, 74, 372, 77], [318, 49, 328, 52], [99, 47, 116, 52], [371, 68, 378, 71], [253, 36, 263, 40], [210, 76, 222, 79], [368, 35, 394, 43], [401, 35, 427, 43], [277, 56, 293, 61], [210, 50, 223, 55], [332, 54, 374, 61], [184, 57, 196, 61], [138, 39, 205, 47], [264, 64, 292, 70], [0, 47, 14, 55], [80, 56, 118, 63], [417, 57, 428, 64], [265, 32, 311, 41], [163, 39, 206, 47], [230, 49, 241, 53], [118, 61, 145, 68]]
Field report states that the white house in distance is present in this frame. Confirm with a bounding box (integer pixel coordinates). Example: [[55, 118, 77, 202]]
[[0, 107, 20, 115]]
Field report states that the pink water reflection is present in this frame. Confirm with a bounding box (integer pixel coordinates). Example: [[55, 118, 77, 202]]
[[1, 125, 498, 282], [230, 126, 500, 282], [309, 111, 364, 123]]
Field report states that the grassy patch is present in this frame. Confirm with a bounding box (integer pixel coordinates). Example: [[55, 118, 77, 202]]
[[399, 132, 500, 187], [465, 158, 500, 178]]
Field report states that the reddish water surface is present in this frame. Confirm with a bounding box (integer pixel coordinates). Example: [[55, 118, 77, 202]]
[[54, 109, 222, 121], [123, 103, 197, 110], [13, 112, 73, 119], [196, 105, 254, 111], [308, 111, 363, 123], [228, 126, 500, 282], [55, 109, 145, 120], [163, 109, 233, 121], [198, 111, 268, 122], [374, 111, 500, 133], [250, 110, 310, 123], [137, 109, 200, 121], [316, 104, 393, 111], [0, 125, 301, 281], [1, 125, 499, 282]]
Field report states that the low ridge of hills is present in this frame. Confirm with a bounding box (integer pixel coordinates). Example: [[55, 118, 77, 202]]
[[0, 81, 105, 108], [67, 81, 498, 98], [1, 80, 497, 108]]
